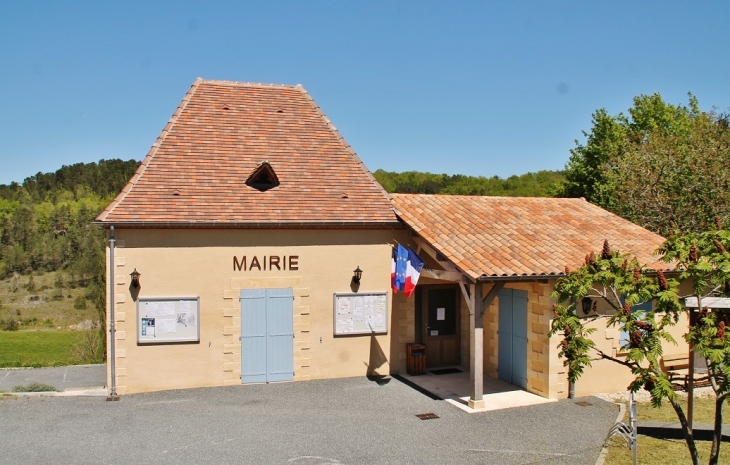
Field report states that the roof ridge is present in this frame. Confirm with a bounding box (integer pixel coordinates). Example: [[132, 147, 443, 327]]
[[391, 193, 585, 201], [96, 78, 204, 222], [198, 79, 301, 89], [295, 85, 394, 202]]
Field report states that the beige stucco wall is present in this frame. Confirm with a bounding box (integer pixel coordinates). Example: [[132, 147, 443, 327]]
[[106, 227, 401, 395]]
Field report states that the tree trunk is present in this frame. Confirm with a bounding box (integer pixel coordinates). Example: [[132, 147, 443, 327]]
[[709, 394, 726, 465], [670, 397, 700, 465]]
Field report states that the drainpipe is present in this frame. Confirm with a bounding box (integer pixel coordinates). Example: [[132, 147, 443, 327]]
[[107, 225, 119, 401]]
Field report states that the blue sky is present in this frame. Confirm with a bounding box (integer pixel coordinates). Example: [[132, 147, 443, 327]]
[[1, 1, 728, 185]]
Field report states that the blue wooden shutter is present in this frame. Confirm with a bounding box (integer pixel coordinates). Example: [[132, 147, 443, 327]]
[[619, 300, 653, 347], [241, 289, 268, 383], [511, 290, 529, 389], [266, 288, 294, 382], [240, 288, 294, 384], [498, 289, 514, 385], [498, 288, 529, 389]]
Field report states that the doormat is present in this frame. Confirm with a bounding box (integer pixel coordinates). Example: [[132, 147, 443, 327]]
[[429, 368, 463, 375]]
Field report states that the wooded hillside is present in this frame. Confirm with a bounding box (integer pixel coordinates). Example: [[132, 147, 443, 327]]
[[373, 169, 564, 197], [0, 160, 140, 331]]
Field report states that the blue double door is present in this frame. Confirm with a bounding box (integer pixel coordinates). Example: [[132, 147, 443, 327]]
[[497, 288, 528, 389], [240, 288, 294, 384]]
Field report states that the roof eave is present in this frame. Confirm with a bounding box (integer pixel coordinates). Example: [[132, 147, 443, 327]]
[[92, 220, 404, 229]]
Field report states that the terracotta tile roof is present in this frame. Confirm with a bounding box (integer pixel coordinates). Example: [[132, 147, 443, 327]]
[[391, 194, 669, 280], [96, 79, 398, 227]]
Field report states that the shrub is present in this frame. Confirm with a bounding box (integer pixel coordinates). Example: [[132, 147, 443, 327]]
[[69, 331, 103, 364], [73, 295, 87, 310], [12, 383, 56, 392]]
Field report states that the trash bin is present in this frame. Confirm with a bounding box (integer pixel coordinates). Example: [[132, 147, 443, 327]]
[[407, 343, 427, 375]]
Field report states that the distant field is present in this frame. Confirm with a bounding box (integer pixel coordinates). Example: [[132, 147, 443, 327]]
[[0, 330, 103, 368], [0, 270, 99, 331]]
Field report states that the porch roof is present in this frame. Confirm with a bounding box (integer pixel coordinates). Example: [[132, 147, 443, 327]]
[[391, 194, 669, 281]]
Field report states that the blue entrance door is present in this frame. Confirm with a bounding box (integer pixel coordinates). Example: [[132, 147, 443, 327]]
[[497, 288, 528, 389], [240, 288, 294, 383]]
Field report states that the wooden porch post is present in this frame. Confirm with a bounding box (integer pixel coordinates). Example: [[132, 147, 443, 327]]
[[469, 283, 484, 409]]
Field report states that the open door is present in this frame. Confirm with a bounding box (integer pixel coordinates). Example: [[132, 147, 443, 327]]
[[422, 286, 460, 367]]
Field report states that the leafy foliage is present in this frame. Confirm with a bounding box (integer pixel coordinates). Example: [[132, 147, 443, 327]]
[[373, 169, 564, 197], [557, 93, 730, 235], [551, 230, 730, 465]]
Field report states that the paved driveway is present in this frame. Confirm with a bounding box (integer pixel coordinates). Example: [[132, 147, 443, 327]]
[[0, 364, 105, 392], [0, 377, 618, 464]]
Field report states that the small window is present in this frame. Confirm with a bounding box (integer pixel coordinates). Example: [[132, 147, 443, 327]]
[[246, 161, 279, 191], [619, 300, 653, 348]]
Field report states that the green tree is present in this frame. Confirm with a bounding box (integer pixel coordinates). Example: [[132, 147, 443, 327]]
[[556, 94, 729, 235], [551, 227, 730, 464]]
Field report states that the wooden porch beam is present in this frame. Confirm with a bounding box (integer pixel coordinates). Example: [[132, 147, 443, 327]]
[[426, 269, 464, 282], [481, 282, 505, 313], [469, 282, 485, 409], [459, 281, 475, 316]]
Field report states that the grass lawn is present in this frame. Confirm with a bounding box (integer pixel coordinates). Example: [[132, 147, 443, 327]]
[[605, 396, 730, 464], [0, 330, 103, 367]]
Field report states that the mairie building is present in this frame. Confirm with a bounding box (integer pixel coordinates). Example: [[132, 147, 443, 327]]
[[96, 79, 686, 407]]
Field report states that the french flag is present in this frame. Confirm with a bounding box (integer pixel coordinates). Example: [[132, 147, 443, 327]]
[[392, 245, 408, 293], [403, 248, 425, 297]]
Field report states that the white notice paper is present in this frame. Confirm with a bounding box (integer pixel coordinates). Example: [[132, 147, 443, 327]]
[[145, 302, 158, 316], [160, 302, 176, 316], [337, 298, 351, 315], [437, 307, 445, 321], [156, 318, 177, 334], [374, 313, 385, 330], [374, 295, 386, 314], [180, 300, 191, 312]]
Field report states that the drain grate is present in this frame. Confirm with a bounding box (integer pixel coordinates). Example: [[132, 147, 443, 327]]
[[574, 401, 593, 407], [416, 413, 439, 420]]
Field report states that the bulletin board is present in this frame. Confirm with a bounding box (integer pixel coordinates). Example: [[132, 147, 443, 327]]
[[333, 292, 388, 336], [136, 297, 200, 344]]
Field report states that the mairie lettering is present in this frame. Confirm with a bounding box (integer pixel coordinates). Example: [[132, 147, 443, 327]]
[[233, 255, 299, 271]]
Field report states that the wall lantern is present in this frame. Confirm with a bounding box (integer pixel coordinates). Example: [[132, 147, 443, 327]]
[[581, 296, 592, 315], [352, 266, 363, 284], [130, 269, 141, 288]]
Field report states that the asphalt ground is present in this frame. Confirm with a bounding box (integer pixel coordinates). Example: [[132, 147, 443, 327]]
[[0, 376, 618, 465], [0, 364, 105, 392]]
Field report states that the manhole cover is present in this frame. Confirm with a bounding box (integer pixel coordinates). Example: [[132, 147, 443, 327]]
[[416, 413, 439, 420], [574, 401, 592, 407]]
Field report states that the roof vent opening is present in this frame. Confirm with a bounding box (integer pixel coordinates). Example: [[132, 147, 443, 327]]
[[222, 103, 230, 110], [172, 189, 182, 196], [276, 108, 284, 113], [246, 161, 280, 191]]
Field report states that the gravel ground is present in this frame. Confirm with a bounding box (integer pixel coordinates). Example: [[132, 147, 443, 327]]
[[0, 376, 619, 465], [594, 386, 716, 403]]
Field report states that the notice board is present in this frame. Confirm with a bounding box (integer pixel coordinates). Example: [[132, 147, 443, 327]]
[[137, 297, 200, 344], [333, 292, 388, 335]]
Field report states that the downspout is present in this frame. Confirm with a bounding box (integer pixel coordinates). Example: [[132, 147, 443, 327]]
[[568, 296, 576, 399], [107, 225, 119, 400]]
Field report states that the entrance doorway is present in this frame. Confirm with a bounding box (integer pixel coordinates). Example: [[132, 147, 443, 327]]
[[497, 288, 528, 389], [422, 286, 460, 367], [240, 288, 294, 384]]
